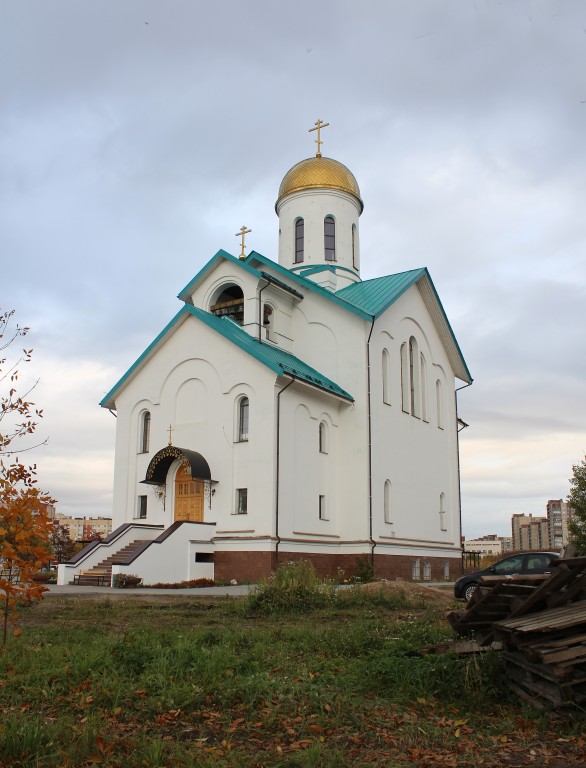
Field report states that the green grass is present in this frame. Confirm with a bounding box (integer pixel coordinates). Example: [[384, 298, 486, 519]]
[[1, 589, 585, 767]]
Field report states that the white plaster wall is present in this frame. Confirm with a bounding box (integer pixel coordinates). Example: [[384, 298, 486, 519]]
[[111, 523, 215, 584], [56, 524, 163, 585], [110, 315, 278, 538], [277, 188, 361, 281], [369, 287, 462, 555], [277, 384, 369, 544]]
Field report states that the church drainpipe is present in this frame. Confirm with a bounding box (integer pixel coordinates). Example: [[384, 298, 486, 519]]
[[258, 278, 270, 342], [455, 381, 472, 576], [366, 316, 376, 572], [275, 377, 295, 570]]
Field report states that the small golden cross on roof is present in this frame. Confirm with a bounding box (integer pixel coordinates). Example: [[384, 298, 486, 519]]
[[235, 225, 252, 260], [309, 118, 330, 158], [167, 424, 174, 446]]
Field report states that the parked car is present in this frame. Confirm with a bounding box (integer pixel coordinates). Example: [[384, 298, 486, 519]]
[[454, 551, 559, 602]]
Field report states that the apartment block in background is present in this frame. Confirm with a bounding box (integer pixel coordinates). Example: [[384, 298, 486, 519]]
[[546, 499, 574, 549], [512, 513, 549, 551], [55, 514, 112, 542]]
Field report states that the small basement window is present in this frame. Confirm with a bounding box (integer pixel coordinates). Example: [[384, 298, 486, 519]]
[[195, 553, 214, 563]]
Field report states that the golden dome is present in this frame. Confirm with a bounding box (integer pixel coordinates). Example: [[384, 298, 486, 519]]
[[276, 156, 363, 212]]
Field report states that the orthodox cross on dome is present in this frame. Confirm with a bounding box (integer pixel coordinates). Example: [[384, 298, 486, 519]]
[[309, 119, 330, 158], [167, 424, 174, 446], [235, 225, 252, 261]]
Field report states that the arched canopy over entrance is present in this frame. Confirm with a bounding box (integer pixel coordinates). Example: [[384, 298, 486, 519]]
[[143, 446, 212, 486]]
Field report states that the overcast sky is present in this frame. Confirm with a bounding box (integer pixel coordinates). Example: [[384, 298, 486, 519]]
[[2, 0, 585, 539]]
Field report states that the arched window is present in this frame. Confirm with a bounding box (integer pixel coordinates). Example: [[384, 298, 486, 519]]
[[324, 216, 336, 261], [436, 379, 443, 429], [420, 353, 428, 422], [443, 560, 450, 580], [412, 559, 420, 580], [352, 224, 358, 269], [382, 349, 390, 404], [237, 397, 249, 442], [384, 480, 392, 523], [140, 411, 150, 453], [263, 303, 274, 340], [400, 343, 409, 412], [401, 337, 421, 418], [319, 421, 328, 453], [422, 561, 431, 580], [439, 492, 447, 531], [408, 337, 420, 417], [295, 218, 304, 263]]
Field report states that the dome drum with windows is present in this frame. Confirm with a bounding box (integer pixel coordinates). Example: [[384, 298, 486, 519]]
[[276, 155, 364, 286]]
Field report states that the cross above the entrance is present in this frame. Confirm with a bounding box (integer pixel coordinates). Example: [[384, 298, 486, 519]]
[[235, 225, 252, 261], [167, 424, 174, 446], [309, 119, 330, 158]]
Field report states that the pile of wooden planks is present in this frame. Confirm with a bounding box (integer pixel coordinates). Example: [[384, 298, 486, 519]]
[[493, 602, 586, 710], [447, 574, 549, 645], [447, 555, 586, 710]]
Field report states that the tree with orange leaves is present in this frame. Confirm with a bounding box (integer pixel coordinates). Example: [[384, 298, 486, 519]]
[[1, 309, 54, 646]]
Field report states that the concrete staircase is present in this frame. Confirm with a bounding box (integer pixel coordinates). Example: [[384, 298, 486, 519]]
[[70, 540, 148, 586]]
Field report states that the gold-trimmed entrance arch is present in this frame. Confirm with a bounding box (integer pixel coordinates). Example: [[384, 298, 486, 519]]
[[142, 446, 214, 522]]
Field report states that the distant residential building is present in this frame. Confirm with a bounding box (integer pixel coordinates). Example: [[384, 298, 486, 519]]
[[55, 515, 112, 542], [512, 513, 549, 551], [463, 536, 503, 556], [546, 499, 574, 549], [463, 534, 512, 557]]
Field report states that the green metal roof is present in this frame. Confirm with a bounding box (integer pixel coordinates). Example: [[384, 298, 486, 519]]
[[177, 249, 262, 304], [336, 269, 426, 316], [174, 250, 470, 386], [100, 305, 353, 410], [337, 269, 471, 383], [244, 251, 372, 320], [185, 306, 353, 401]]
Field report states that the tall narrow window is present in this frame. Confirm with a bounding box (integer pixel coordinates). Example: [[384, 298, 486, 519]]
[[140, 411, 150, 453], [324, 216, 336, 261], [422, 561, 431, 580], [439, 493, 447, 531], [403, 336, 420, 418], [263, 304, 273, 340], [412, 559, 420, 580], [137, 495, 147, 519], [400, 343, 409, 413], [352, 224, 358, 269], [319, 495, 327, 520], [319, 421, 327, 454], [235, 488, 248, 515], [382, 349, 390, 404], [436, 379, 443, 429], [295, 218, 304, 263], [420, 354, 428, 422], [238, 397, 249, 442], [409, 338, 416, 415], [384, 480, 392, 523]]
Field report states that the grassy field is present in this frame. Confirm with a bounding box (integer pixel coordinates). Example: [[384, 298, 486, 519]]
[[0, 581, 585, 767]]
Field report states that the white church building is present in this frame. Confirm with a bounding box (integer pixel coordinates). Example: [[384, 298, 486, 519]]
[[59, 128, 472, 587]]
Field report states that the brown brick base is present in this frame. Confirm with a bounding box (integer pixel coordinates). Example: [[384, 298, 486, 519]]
[[214, 549, 461, 584]]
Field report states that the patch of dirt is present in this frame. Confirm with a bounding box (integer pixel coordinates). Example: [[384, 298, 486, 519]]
[[351, 579, 456, 607]]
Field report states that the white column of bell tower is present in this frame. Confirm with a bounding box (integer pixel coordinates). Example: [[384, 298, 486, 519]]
[[277, 189, 362, 290]]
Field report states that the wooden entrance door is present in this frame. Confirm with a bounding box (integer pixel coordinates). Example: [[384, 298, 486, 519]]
[[174, 464, 204, 522]]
